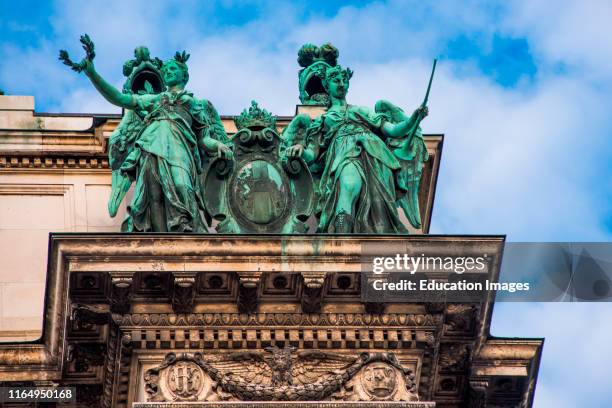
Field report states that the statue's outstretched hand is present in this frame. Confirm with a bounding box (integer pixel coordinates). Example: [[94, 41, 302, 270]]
[[59, 34, 96, 74], [286, 144, 304, 158], [414, 105, 429, 119], [217, 143, 233, 160]]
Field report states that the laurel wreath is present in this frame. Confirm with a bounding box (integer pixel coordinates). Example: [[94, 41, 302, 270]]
[[58, 34, 95, 73]]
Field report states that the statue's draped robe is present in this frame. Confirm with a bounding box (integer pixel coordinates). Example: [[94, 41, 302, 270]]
[[120, 90, 226, 232], [306, 105, 407, 233]]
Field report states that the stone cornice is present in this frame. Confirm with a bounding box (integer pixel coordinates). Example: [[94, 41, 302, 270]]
[[0, 234, 502, 381]]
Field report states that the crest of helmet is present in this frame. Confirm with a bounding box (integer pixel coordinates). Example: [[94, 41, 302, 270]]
[[297, 42, 339, 105], [122, 46, 165, 95]]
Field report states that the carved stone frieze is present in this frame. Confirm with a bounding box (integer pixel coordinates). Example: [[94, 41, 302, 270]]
[[336, 356, 418, 402], [113, 312, 440, 350], [144, 351, 419, 403], [113, 313, 441, 328], [266, 346, 295, 385]]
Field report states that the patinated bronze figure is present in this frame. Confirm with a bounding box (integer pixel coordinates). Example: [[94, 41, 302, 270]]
[[286, 64, 429, 233], [60, 35, 231, 232]]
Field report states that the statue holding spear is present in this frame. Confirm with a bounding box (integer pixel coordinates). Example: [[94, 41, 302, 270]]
[[285, 46, 436, 233], [378, 58, 437, 230]]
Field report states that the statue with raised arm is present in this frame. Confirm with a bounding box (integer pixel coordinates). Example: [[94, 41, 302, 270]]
[[59, 35, 232, 232], [285, 62, 429, 233]]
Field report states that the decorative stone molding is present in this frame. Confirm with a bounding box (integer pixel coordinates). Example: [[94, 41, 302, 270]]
[[112, 313, 440, 328], [0, 155, 110, 169], [144, 351, 419, 403], [301, 271, 327, 288], [444, 304, 477, 335], [300, 272, 327, 313], [0, 234, 541, 408]]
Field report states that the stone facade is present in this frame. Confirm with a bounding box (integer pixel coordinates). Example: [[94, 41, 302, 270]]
[[0, 95, 540, 407], [0, 96, 442, 341]]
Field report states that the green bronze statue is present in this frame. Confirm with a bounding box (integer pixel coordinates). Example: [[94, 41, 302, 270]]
[[285, 60, 430, 234], [60, 35, 232, 232]]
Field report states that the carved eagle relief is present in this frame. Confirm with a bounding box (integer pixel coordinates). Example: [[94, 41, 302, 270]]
[[145, 349, 418, 402]]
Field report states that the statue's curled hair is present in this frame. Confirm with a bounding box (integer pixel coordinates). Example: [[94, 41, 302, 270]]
[[322, 65, 353, 91]]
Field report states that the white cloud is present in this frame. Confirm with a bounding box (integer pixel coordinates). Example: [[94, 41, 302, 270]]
[[2, 2, 612, 406], [503, 0, 612, 80]]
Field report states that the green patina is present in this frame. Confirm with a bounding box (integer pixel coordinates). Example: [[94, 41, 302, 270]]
[[203, 101, 314, 234], [297, 43, 339, 106], [285, 58, 432, 233], [60, 36, 231, 232], [59, 37, 432, 235]]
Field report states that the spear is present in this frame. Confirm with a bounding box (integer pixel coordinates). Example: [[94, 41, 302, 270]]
[[422, 58, 437, 109], [393, 58, 437, 161]]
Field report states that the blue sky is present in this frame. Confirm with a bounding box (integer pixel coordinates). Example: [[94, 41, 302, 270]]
[[2, 1, 612, 406]]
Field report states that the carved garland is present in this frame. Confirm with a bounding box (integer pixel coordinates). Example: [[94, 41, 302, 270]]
[[145, 351, 418, 402]]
